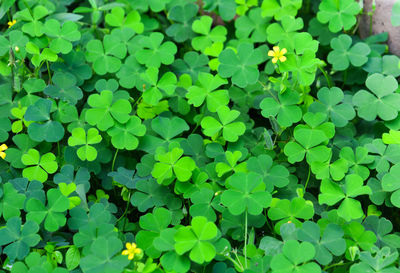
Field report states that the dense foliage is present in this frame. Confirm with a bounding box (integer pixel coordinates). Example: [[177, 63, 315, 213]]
[[2, 0, 400, 272]]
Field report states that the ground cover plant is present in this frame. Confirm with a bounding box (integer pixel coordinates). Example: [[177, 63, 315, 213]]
[[3, 0, 400, 272]]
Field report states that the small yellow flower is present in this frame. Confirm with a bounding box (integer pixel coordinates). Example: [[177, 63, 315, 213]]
[[122, 242, 141, 260], [0, 144, 8, 159], [8, 19, 17, 28], [14, 46, 20, 52], [268, 46, 287, 64]]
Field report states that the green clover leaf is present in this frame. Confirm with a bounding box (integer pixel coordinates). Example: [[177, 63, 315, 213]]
[[309, 87, 355, 127], [68, 127, 102, 161], [24, 98, 65, 142], [135, 32, 177, 68], [116, 55, 146, 89], [152, 147, 196, 184], [350, 247, 400, 273], [215, 150, 247, 177], [140, 67, 177, 105], [0, 30, 29, 58], [218, 42, 268, 88], [270, 240, 321, 273], [174, 216, 218, 264], [85, 90, 132, 131], [221, 172, 272, 215], [260, 89, 302, 128], [107, 115, 146, 150], [16, 5, 49, 37], [297, 222, 346, 265], [26, 188, 70, 232], [235, 8, 269, 43], [353, 73, 400, 121], [381, 164, 400, 208], [105, 7, 144, 33], [339, 146, 374, 180], [186, 72, 228, 112], [327, 34, 371, 71], [166, 3, 198, 42], [284, 112, 334, 164], [203, 0, 237, 21], [192, 16, 227, 52], [0, 183, 26, 220], [21, 149, 58, 183], [0, 217, 40, 261], [266, 15, 304, 44], [44, 72, 83, 105], [51, 51, 93, 86], [261, 0, 302, 20], [268, 197, 315, 233], [317, 0, 361, 33], [201, 106, 246, 142], [44, 19, 81, 54], [319, 174, 371, 221], [80, 237, 129, 273], [26, 42, 58, 67]]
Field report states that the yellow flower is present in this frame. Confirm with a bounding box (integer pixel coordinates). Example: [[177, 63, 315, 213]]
[[268, 46, 287, 64], [122, 242, 141, 260], [0, 144, 8, 160], [8, 19, 17, 28]]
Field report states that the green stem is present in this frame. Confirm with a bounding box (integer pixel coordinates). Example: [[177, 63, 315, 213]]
[[116, 191, 131, 226], [226, 255, 244, 271], [258, 80, 279, 103], [318, 65, 333, 88], [46, 61, 52, 84], [341, 70, 348, 89], [323, 261, 352, 271], [304, 165, 311, 191], [111, 149, 119, 171], [244, 210, 248, 269]]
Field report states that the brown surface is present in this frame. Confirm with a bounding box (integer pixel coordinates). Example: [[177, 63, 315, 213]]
[[359, 0, 400, 56]]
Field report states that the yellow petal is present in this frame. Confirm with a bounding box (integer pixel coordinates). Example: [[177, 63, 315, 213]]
[[125, 242, 132, 249], [279, 56, 287, 62], [272, 57, 278, 64], [280, 48, 287, 55], [128, 253, 134, 260], [122, 250, 129, 255], [273, 46, 280, 52], [0, 152, 5, 159], [268, 50, 275, 57], [0, 144, 7, 151], [132, 243, 137, 248], [134, 248, 141, 254]]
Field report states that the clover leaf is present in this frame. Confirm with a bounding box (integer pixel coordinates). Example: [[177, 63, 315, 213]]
[[353, 73, 400, 121], [215, 150, 247, 177], [140, 67, 177, 105], [260, 89, 302, 128], [201, 106, 246, 142], [152, 146, 196, 184], [26, 42, 58, 67], [268, 197, 314, 233], [266, 15, 304, 44], [44, 72, 83, 105], [218, 43, 267, 88], [203, 0, 236, 21], [319, 174, 371, 221], [16, 5, 49, 37], [186, 72, 228, 112], [68, 127, 102, 161], [317, 0, 361, 33], [44, 19, 81, 54], [350, 247, 400, 273], [221, 172, 272, 215], [107, 116, 146, 150], [339, 146, 374, 180], [174, 216, 218, 264], [26, 188, 70, 232], [24, 98, 65, 142], [261, 0, 302, 20], [21, 149, 58, 183], [85, 90, 132, 131], [284, 112, 335, 164], [80, 237, 129, 273], [166, 3, 198, 42], [270, 240, 321, 273], [297, 221, 346, 265], [235, 8, 269, 43], [51, 51, 92, 85], [135, 32, 177, 68], [0, 217, 40, 261], [327, 34, 371, 71], [309, 87, 355, 127], [105, 7, 144, 33], [381, 164, 400, 208], [192, 16, 227, 52], [0, 183, 26, 220]]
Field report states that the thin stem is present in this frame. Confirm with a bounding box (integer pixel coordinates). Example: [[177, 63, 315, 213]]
[[318, 65, 333, 88], [226, 255, 244, 271], [323, 261, 352, 271], [304, 165, 311, 191], [233, 250, 244, 270], [111, 149, 119, 171], [46, 61, 52, 84], [244, 210, 248, 269], [116, 191, 131, 225], [258, 80, 279, 103]]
